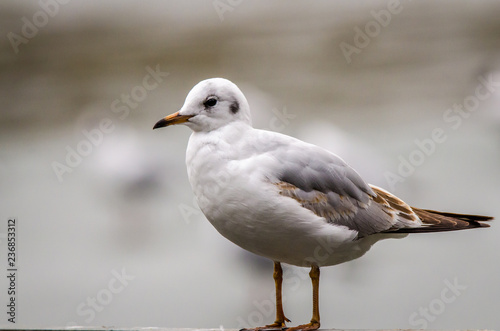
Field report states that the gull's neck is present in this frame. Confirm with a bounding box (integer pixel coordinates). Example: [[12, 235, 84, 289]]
[[187, 121, 254, 161], [192, 121, 253, 143]]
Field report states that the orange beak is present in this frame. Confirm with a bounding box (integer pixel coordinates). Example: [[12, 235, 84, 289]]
[[153, 111, 194, 129]]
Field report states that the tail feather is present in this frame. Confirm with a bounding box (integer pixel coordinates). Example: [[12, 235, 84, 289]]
[[390, 208, 492, 233]]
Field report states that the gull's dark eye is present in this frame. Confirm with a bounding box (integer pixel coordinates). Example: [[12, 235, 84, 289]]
[[204, 97, 218, 108]]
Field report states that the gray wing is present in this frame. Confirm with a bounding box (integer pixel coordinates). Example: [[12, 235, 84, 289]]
[[273, 143, 420, 237]]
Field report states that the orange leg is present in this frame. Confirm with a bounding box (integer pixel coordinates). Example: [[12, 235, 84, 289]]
[[241, 261, 290, 331], [287, 265, 321, 331], [271, 262, 291, 328]]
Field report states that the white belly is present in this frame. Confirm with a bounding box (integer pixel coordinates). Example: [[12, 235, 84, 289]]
[[186, 143, 360, 266]]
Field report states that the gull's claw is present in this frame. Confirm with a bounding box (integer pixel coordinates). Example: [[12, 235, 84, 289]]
[[285, 321, 320, 331], [240, 327, 282, 331], [240, 320, 290, 331]]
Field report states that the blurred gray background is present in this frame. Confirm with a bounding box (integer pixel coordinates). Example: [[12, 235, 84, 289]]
[[0, 0, 499, 329]]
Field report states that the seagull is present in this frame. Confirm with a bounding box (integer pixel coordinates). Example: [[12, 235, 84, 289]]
[[153, 78, 492, 331]]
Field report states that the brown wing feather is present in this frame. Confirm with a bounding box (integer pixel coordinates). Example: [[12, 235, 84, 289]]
[[369, 186, 420, 224], [389, 208, 492, 233], [275, 181, 492, 235], [369, 186, 492, 233], [275, 182, 421, 236], [275, 181, 358, 222]]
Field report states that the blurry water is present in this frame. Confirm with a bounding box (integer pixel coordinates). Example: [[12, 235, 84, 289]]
[[1, 0, 499, 329]]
